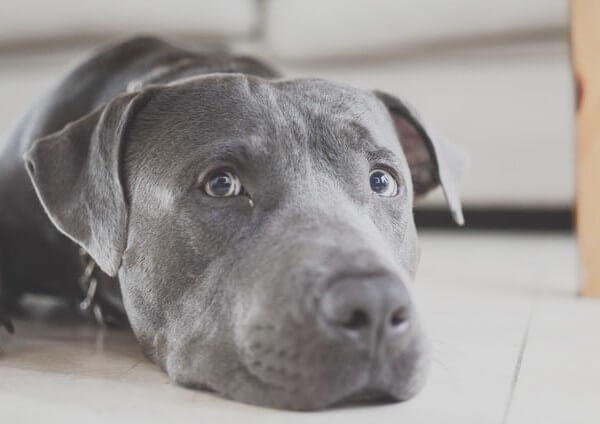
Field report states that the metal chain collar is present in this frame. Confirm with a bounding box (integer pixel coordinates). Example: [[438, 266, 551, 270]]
[[78, 248, 105, 326]]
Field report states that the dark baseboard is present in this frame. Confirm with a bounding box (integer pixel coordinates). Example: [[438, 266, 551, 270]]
[[414, 208, 573, 231]]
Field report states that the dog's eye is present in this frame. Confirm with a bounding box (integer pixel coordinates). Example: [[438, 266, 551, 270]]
[[204, 170, 243, 197], [369, 169, 398, 197]]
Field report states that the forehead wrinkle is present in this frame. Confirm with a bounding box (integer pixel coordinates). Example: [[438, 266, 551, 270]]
[[207, 77, 309, 176], [306, 114, 379, 168], [178, 135, 270, 177], [366, 147, 398, 163], [202, 141, 254, 167], [276, 83, 382, 157], [255, 86, 310, 177]]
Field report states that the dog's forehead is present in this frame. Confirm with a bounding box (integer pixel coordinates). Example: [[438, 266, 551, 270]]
[[127, 75, 407, 189], [275, 78, 400, 147], [156, 74, 400, 151]]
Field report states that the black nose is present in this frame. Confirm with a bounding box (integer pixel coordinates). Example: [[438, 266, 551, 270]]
[[320, 275, 411, 345]]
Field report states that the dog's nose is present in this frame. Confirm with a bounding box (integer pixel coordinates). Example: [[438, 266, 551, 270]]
[[320, 275, 411, 344]]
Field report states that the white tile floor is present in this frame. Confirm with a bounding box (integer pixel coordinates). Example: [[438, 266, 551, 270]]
[[0, 231, 597, 423]]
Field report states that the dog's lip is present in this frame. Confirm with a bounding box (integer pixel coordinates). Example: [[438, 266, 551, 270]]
[[236, 352, 372, 410], [236, 347, 411, 410]]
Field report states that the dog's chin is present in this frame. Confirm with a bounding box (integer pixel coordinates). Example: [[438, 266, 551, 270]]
[[208, 363, 424, 411], [177, 368, 411, 411], [168, 348, 428, 411], [161, 321, 429, 410]]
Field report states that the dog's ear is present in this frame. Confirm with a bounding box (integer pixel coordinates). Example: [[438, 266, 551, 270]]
[[23, 91, 152, 276], [374, 91, 467, 226]]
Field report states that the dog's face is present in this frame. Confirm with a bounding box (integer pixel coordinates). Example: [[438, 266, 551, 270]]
[[25, 75, 465, 410]]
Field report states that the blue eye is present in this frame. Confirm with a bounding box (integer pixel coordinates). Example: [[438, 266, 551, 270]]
[[369, 169, 398, 197], [204, 170, 243, 197]]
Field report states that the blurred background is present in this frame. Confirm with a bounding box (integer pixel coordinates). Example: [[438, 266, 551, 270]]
[[0, 0, 574, 230], [3, 2, 597, 423]]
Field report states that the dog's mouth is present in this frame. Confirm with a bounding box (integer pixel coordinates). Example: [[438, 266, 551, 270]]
[[231, 336, 425, 410], [234, 355, 401, 410], [167, 315, 427, 410]]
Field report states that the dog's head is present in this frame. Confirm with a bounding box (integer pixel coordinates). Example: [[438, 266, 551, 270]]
[[24, 74, 465, 410]]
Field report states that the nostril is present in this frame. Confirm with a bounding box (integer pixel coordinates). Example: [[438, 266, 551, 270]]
[[343, 309, 370, 330], [320, 275, 412, 337], [389, 307, 409, 329]]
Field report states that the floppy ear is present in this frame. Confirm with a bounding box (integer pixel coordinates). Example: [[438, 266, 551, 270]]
[[23, 91, 152, 276], [374, 91, 467, 226]]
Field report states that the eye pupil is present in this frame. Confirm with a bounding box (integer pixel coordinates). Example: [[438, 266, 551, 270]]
[[204, 170, 242, 197], [369, 169, 398, 197], [370, 171, 389, 193], [209, 175, 232, 196]]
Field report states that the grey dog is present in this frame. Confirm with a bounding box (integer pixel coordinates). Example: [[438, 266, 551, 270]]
[[0, 36, 465, 410]]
